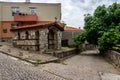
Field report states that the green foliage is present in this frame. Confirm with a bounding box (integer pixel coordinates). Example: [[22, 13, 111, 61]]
[[84, 3, 120, 51], [113, 44, 120, 52], [113, 46, 120, 51], [98, 25, 120, 51], [72, 3, 120, 51], [72, 31, 86, 46]]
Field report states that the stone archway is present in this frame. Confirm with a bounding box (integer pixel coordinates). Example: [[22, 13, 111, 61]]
[[48, 29, 57, 49]]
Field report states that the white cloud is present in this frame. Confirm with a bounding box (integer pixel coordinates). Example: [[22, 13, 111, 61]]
[[0, 0, 120, 28]]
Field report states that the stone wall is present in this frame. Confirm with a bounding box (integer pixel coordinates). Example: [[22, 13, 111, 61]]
[[39, 28, 48, 53], [62, 30, 82, 46], [13, 29, 39, 51], [104, 50, 120, 69], [12, 26, 62, 52], [79, 44, 98, 51], [57, 30, 62, 49]]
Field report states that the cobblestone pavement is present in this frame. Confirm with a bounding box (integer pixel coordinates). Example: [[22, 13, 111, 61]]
[[0, 49, 120, 80], [39, 51, 120, 80], [0, 53, 66, 80], [0, 45, 58, 64]]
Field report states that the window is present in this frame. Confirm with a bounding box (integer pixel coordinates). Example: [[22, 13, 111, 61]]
[[11, 7, 19, 16], [3, 29, 7, 33], [11, 24, 19, 28], [29, 7, 36, 14]]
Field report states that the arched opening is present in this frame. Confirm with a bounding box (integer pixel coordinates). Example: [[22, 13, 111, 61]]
[[35, 31, 39, 39], [48, 29, 56, 49], [25, 31, 29, 39], [35, 31, 39, 51], [18, 32, 20, 40]]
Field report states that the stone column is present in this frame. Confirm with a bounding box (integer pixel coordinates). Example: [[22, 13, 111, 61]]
[[39, 28, 48, 53], [57, 31, 62, 49]]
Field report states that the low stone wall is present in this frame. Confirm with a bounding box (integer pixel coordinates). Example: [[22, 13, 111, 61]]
[[46, 48, 76, 59], [79, 44, 98, 51], [54, 49, 76, 58], [104, 50, 120, 69]]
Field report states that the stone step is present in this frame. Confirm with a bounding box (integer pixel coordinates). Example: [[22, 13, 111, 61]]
[[46, 48, 76, 59]]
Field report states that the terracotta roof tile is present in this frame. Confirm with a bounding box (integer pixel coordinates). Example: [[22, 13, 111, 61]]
[[11, 21, 64, 31], [64, 26, 82, 31]]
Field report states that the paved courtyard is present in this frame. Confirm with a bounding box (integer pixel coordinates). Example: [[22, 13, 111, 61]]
[[0, 53, 66, 80], [39, 50, 120, 80], [0, 50, 120, 80]]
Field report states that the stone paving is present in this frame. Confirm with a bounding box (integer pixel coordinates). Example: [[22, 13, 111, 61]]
[[100, 72, 120, 80], [39, 50, 120, 80], [0, 53, 66, 80], [0, 42, 120, 80], [0, 45, 58, 64]]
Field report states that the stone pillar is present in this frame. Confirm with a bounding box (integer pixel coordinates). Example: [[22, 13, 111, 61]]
[[39, 28, 48, 53], [57, 31, 62, 49]]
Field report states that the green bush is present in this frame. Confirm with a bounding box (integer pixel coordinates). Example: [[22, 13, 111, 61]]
[[98, 26, 120, 51], [72, 31, 86, 46], [113, 44, 120, 51]]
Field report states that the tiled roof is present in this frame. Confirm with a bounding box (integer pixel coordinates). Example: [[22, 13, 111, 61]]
[[11, 21, 64, 31], [64, 26, 82, 31]]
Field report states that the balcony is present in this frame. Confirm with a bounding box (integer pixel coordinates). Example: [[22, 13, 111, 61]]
[[14, 13, 38, 22]]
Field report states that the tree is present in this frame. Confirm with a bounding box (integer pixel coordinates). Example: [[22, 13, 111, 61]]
[[98, 24, 120, 51], [72, 31, 86, 46], [73, 3, 120, 52], [84, 5, 108, 45]]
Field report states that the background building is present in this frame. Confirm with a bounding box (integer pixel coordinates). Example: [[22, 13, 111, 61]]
[[62, 26, 83, 46], [0, 1, 61, 41]]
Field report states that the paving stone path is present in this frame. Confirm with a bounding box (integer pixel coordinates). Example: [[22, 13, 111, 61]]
[[0, 53, 66, 80], [40, 50, 120, 80], [0, 50, 120, 80]]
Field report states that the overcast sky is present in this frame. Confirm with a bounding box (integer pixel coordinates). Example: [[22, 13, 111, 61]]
[[0, 0, 120, 28]]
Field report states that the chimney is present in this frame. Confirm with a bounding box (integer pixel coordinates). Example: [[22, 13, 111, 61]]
[[26, 0, 30, 3]]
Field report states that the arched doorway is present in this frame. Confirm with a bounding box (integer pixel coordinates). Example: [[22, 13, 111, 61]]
[[48, 29, 56, 49]]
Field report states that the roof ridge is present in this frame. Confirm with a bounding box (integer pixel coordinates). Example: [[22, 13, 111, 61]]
[[10, 21, 64, 31]]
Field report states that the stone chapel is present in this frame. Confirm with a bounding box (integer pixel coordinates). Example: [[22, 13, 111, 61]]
[[10, 21, 64, 53]]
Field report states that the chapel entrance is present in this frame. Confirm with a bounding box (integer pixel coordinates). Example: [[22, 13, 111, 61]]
[[48, 29, 57, 49]]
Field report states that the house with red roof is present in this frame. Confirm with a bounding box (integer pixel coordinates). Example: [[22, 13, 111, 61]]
[[0, 1, 61, 42], [62, 26, 83, 46]]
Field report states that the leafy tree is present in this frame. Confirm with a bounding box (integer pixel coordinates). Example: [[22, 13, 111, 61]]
[[73, 3, 120, 51], [84, 5, 108, 45], [84, 3, 120, 44], [98, 24, 120, 51], [72, 31, 86, 46]]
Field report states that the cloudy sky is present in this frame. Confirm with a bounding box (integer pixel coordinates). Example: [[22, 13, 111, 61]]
[[1, 0, 120, 28]]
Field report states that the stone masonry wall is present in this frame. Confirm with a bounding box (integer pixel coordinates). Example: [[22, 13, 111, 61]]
[[39, 28, 48, 53], [49, 26, 62, 50], [104, 50, 120, 70], [57, 30, 62, 49], [13, 30, 39, 51], [12, 26, 62, 52]]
